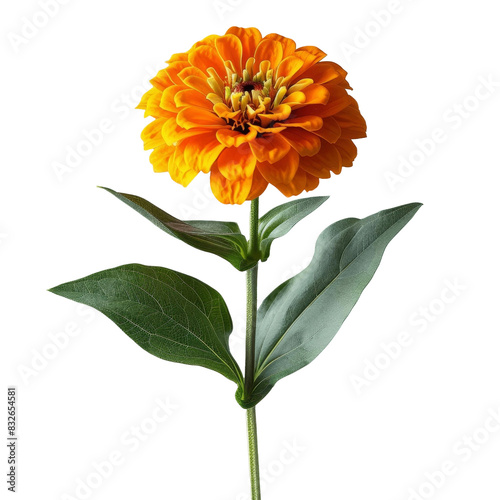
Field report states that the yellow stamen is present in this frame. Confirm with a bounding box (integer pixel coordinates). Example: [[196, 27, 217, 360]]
[[274, 76, 284, 89], [231, 92, 242, 111], [273, 86, 287, 108], [288, 78, 314, 93], [207, 77, 222, 95], [207, 68, 225, 95], [240, 93, 250, 113], [245, 57, 255, 79], [207, 93, 223, 105]]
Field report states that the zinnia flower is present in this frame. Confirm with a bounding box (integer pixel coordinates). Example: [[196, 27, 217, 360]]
[[138, 27, 367, 204]]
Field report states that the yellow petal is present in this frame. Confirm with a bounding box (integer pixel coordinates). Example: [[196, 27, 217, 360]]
[[141, 119, 166, 150], [137, 88, 156, 110], [150, 144, 175, 173]]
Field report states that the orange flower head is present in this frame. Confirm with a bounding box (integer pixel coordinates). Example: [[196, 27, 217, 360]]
[[138, 27, 367, 204]]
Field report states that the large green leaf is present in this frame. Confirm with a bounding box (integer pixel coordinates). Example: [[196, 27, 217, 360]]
[[258, 196, 329, 261], [49, 264, 244, 387], [100, 187, 256, 271], [242, 203, 422, 407]]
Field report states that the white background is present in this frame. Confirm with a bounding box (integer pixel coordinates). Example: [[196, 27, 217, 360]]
[[2, 1, 500, 499]]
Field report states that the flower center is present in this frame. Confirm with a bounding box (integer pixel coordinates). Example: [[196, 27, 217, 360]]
[[232, 81, 264, 95], [204, 58, 313, 134]]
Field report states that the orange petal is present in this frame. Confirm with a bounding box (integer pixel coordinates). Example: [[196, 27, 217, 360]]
[[282, 91, 306, 106], [213, 103, 241, 120], [217, 144, 256, 180], [190, 34, 219, 51], [302, 84, 330, 105], [141, 119, 166, 150], [160, 85, 185, 112], [257, 149, 300, 185], [178, 66, 207, 82], [253, 39, 284, 72], [161, 117, 183, 146], [335, 137, 358, 166], [298, 61, 347, 85], [161, 120, 210, 147], [174, 89, 213, 110], [163, 61, 191, 85], [182, 75, 213, 96], [302, 141, 343, 175], [169, 144, 199, 187], [137, 88, 156, 110], [144, 90, 172, 118], [263, 33, 296, 57], [249, 124, 286, 134], [188, 44, 226, 77], [276, 56, 304, 82], [273, 167, 307, 197], [150, 144, 175, 173], [210, 164, 253, 205], [293, 46, 327, 79], [176, 107, 226, 129], [150, 68, 174, 91], [215, 34, 243, 73], [166, 52, 188, 64], [299, 154, 332, 179], [304, 172, 320, 192], [258, 104, 292, 127], [249, 133, 291, 164], [282, 115, 323, 132], [247, 168, 268, 200], [216, 128, 258, 147], [226, 27, 262, 65], [333, 105, 367, 138], [281, 128, 322, 157], [182, 132, 225, 174], [293, 93, 352, 118], [311, 116, 341, 144]]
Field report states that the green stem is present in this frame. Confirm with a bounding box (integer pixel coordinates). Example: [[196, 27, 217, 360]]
[[247, 406, 261, 500], [245, 198, 261, 500]]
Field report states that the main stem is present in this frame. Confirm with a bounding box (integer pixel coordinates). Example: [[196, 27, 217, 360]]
[[245, 198, 261, 500]]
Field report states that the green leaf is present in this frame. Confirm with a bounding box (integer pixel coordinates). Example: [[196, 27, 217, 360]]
[[244, 202, 422, 407], [49, 264, 244, 388], [258, 196, 329, 261], [100, 187, 256, 271]]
